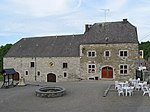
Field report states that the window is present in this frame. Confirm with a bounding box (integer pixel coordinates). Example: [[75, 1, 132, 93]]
[[119, 50, 128, 57], [63, 63, 68, 68], [25, 71, 28, 75], [63, 72, 67, 77], [30, 62, 35, 67], [104, 50, 110, 57], [37, 71, 40, 76], [88, 64, 96, 73], [87, 50, 96, 57], [119, 64, 128, 75]]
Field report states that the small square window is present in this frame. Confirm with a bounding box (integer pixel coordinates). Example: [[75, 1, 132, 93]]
[[120, 70, 124, 74], [120, 51, 124, 56], [92, 52, 95, 56], [119, 64, 128, 75], [64, 72, 67, 77], [88, 64, 96, 73], [37, 71, 40, 76], [120, 65, 123, 69], [25, 71, 28, 75], [119, 50, 128, 57], [124, 70, 127, 74], [88, 52, 92, 56], [30, 62, 34, 67], [87, 51, 96, 57], [124, 51, 127, 56], [63, 63, 68, 68], [105, 50, 110, 57], [124, 65, 127, 69]]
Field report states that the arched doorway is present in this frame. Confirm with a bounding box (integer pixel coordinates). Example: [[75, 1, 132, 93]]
[[47, 73, 56, 82], [102, 66, 113, 78], [13, 72, 19, 81]]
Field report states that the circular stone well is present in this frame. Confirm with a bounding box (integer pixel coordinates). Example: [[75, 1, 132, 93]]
[[35, 86, 66, 98]]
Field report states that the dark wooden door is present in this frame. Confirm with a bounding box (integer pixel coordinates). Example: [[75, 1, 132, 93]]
[[47, 73, 56, 82], [13, 72, 19, 81], [102, 67, 113, 78]]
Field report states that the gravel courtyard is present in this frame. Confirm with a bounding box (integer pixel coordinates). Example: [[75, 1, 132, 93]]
[[0, 80, 150, 112]]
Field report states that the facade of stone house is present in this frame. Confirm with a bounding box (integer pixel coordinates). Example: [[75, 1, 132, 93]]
[[3, 19, 139, 82]]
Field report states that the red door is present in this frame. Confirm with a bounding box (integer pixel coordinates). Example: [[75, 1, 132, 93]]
[[102, 67, 113, 78]]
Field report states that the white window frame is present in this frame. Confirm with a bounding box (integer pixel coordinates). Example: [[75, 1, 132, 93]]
[[87, 50, 96, 58], [104, 50, 111, 57], [87, 64, 96, 73], [119, 50, 128, 57], [119, 64, 128, 75]]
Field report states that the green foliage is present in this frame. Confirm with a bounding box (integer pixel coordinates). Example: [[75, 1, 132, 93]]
[[139, 41, 150, 60], [0, 44, 13, 73], [0, 73, 3, 81]]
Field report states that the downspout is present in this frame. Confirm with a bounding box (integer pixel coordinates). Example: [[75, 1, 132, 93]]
[[35, 57, 37, 81]]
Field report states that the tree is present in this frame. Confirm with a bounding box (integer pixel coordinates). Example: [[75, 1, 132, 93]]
[[139, 41, 150, 60], [0, 44, 13, 73]]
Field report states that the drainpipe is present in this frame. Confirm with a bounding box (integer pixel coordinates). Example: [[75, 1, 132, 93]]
[[35, 57, 37, 81]]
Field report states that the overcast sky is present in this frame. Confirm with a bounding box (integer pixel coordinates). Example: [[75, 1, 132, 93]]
[[0, 0, 150, 45]]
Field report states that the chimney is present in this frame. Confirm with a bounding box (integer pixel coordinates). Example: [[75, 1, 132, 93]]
[[85, 24, 92, 32], [123, 19, 128, 24]]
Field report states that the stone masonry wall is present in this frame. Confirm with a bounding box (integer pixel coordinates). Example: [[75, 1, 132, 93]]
[[80, 43, 139, 81], [3, 57, 80, 82]]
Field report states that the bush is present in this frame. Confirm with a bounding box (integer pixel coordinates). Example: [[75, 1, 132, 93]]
[[0, 73, 3, 81]]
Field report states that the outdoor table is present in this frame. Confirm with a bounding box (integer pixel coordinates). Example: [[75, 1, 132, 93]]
[[138, 83, 144, 86], [122, 86, 130, 96], [131, 79, 137, 86], [118, 82, 126, 87]]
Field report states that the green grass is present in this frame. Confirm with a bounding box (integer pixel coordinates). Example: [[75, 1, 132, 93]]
[[0, 74, 3, 81]]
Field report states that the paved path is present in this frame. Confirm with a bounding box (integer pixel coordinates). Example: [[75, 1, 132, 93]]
[[0, 80, 150, 112]]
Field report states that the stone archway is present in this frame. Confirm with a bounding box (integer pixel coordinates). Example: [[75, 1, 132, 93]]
[[102, 66, 113, 78], [47, 73, 56, 82]]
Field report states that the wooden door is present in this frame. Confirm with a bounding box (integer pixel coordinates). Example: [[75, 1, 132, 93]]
[[13, 72, 19, 81], [47, 73, 56, 82], [102, 67, 113, 78]]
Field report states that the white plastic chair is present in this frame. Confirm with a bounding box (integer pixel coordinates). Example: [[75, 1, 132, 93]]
[[143, 81, 147, 86], [127, 87, 134, 96], [117, 87, 124, 96], [142, 86, 150, 97], [135, 83, 141, 91], [137, 78, 140, 83]]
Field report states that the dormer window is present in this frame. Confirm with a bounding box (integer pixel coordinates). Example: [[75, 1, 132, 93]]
[[87, 50, 96, 58]]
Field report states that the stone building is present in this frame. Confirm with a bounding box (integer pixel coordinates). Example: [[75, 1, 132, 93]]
[[3, 19, 139, 82]]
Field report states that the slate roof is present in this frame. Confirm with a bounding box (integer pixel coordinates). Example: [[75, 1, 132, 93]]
[[5, 19, 138, 57]]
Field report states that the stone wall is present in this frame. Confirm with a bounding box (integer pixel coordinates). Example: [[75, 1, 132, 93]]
[[80, 43, 139, 81], [3, 57, 80, 82]]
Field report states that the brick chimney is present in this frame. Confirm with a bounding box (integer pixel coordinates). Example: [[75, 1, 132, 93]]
[[123, 19, 128, 24], [85, 24, 92, 32]]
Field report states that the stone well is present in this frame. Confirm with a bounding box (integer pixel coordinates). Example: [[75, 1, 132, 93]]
[[35, 86, 66, 98]]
